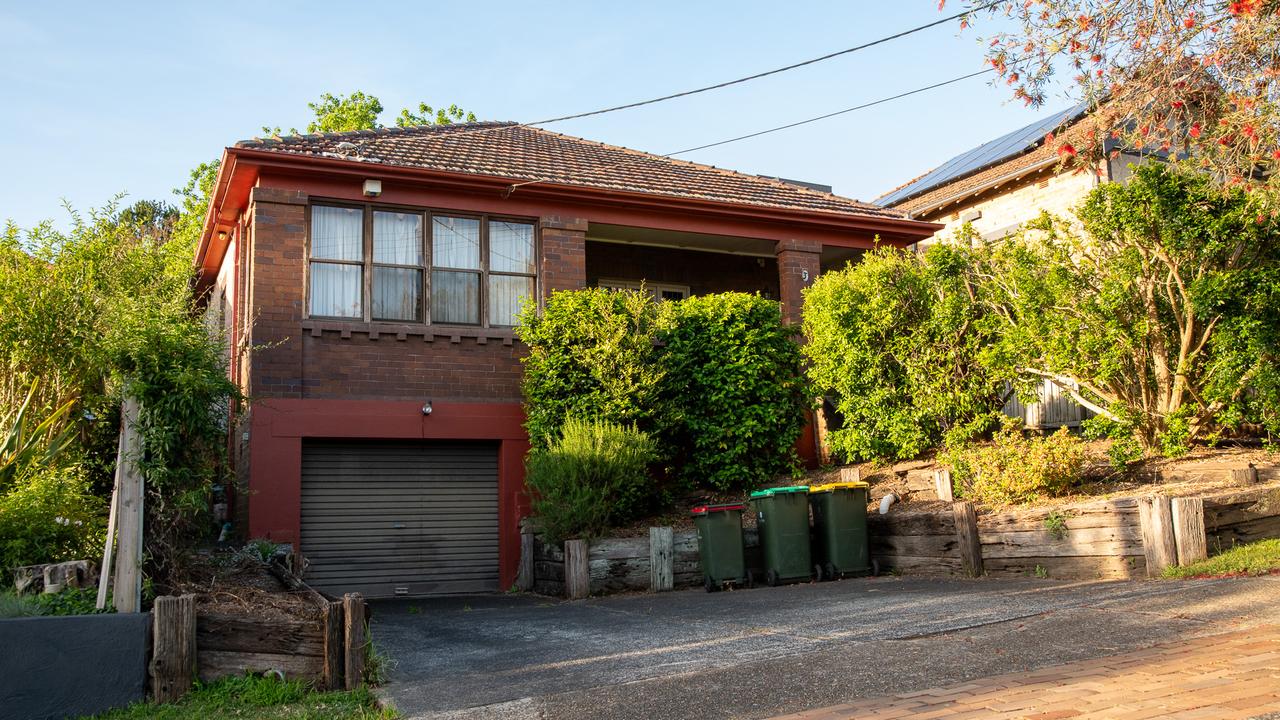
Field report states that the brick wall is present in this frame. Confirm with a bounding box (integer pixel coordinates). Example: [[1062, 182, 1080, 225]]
[[299, 333, 525, 402], [586, 241, 779, 298], [247, 188, 308, 398], [920, 164, 1102, 246], [776, 239, 822, 325], [540, 216, 587, 296]]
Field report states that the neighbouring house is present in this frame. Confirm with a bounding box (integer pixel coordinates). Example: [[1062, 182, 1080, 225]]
[[875, 103, 1147, 429], [195, 121, 939, 598]]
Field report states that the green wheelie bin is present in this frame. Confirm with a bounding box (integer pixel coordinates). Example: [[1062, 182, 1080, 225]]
[[808, 481, 875, 580], [691, 503, 750, 591], [750, 486, 813, 586]]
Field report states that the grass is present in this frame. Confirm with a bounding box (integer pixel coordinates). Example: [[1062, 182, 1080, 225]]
[[82, 675, 396, 719], [1162, 538, 1280, 579], [0, 587, 112, 618]]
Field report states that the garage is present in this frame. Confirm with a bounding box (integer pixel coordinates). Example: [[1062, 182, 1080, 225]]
[[300, 439, 500, 598]]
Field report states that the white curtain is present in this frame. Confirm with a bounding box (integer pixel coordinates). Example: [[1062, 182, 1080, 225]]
[[432, 216, 480, 269], [373, 267, 421, 321], [432, 270, 480, 324], [489, 221, 535, 273], [488, 275, 534, 327], [312, 206, 363, 260], [374, 211, 422, 264], [310, 263, 362, 318]]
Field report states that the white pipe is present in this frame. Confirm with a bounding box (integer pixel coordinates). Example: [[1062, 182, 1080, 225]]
[[879, 493, 898, 515]]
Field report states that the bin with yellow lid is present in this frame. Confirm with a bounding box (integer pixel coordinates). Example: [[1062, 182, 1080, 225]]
[[808, 480, 875, 580]]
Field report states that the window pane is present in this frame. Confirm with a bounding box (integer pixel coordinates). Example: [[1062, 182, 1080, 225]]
[[374, 211, 422, 265], [432, 216, 480, 269], [489, 221, 535, 274], [373, 267, 421, 321], [488, 275, 535, 327], [310, 262, 362, 318], [311, 206, 363, 261], [431, 270, 480, 324]]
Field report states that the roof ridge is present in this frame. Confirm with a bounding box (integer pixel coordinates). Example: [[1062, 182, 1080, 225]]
[[236, 120, 519, 148], [514, 125, 880, 210]]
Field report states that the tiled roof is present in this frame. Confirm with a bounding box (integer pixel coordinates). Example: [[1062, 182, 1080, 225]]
[[876, 101, 1092, 210], [235, 122, 906, 219]]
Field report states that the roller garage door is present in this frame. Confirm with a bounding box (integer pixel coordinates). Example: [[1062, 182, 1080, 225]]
[[300, 440, 500, 598]]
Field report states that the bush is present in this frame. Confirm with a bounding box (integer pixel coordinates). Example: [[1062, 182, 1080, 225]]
[[517, 289, 663, 449], [942, 427, 1090, 506], [802, 244, 1009, 462], [0, 466, 105, 571], [525, 418, 657, 544], [657, 293, 811, 491]]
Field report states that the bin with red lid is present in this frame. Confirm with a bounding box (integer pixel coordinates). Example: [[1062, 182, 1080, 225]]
[[691, 503, 751, 592]]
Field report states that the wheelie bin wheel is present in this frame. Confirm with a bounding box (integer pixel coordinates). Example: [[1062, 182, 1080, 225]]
[[871, 559, 881, 577], [824, 562, 839, 581], [704, 575, 717, 593], [766, 569, 779, 587], [813, 564, 824, 582]]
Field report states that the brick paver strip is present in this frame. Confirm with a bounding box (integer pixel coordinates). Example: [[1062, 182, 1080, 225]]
[[770, 625, 1280, 720]]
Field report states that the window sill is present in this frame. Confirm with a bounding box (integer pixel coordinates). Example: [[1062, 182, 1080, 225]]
[[301, 319, 518, 346]]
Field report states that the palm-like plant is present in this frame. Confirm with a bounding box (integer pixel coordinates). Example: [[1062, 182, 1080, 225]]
[[0, 383, 78, 488]]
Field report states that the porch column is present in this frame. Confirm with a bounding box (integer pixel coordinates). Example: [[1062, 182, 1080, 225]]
[[776, 238, 822, 325], [539, 216, 588, 296]]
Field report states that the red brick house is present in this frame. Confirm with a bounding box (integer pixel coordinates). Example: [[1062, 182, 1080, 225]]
[[195, 121, 938, 597]]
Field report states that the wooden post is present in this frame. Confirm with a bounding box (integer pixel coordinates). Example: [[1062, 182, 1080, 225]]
[[150, 594, 196, 702], [934, 469, 954, 503], [114, 398, 144, 613], [839, 466, 861, 484], [1171, 497, 1208, 566], [322, 599, 344, 691], [342, 593, 366, 690], [1139, 496, 1178, 577], [952, 501, 983, 577], [516, 530, 535, 592], [649, 527, 674, 592], [1230, 466, 1259, 486], [564, 539, 590, 600], [96, 424, 126, 610]]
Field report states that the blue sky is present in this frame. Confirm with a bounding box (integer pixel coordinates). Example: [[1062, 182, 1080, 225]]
[[1, 1, 1074, 229]]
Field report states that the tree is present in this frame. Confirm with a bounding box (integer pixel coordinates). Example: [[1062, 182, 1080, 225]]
[[978, 162, 1280, 452], [954, 1, 1280, 201], [262, 91, 477, 136], [802, 244, 1011, 462], [305, 91, 384, 133], [396, 103, 477, 127]]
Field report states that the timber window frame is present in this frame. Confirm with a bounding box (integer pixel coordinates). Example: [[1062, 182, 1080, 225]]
[[305, 201, 539, 328]]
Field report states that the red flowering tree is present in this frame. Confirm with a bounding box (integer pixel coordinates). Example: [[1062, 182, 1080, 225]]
[[951, 0, 1280, 202]]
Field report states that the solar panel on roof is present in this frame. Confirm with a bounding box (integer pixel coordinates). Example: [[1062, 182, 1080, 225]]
[[876, 101, 1092, 207]]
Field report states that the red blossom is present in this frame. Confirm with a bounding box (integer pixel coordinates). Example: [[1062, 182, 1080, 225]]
[[1057, 143, 1077, 158], [1190, 123, 1202, 138]]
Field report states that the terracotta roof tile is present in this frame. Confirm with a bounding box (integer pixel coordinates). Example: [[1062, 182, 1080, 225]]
[[236, 122, 905, 219]]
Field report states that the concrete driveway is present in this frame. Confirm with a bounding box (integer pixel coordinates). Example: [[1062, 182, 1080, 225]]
[[370, 574, 1280, 719]]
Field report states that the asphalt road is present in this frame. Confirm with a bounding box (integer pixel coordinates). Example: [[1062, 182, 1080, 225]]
[[370, 574, 1280, 719]]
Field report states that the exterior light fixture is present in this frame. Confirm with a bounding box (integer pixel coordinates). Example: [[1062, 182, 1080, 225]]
[[363, 179, 383, 198]]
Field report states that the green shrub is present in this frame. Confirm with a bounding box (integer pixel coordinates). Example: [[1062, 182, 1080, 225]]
[[525, 418, 657, 544], [517, 289, 663, 449], [802, 244, 1009, 462], [0, 466, 105, 571], [943, 427, 1090, 506], [657, 293, 811, 491]]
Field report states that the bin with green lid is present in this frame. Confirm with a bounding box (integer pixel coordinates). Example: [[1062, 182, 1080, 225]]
[[808, 481, 875, 580], [691, 503, 751, 592], [749, 486, 814, 586]]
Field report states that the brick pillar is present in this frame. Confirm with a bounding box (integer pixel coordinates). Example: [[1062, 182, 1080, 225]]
[[776, 238, 822, 325], [247, 187, 308, 399], [539, 216, 588, 296]]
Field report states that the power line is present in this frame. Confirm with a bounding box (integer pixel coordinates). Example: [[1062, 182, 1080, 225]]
[[505, 68, 993, 194], [664, 69, 993, 157], [525, 1, 1000, 126]]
